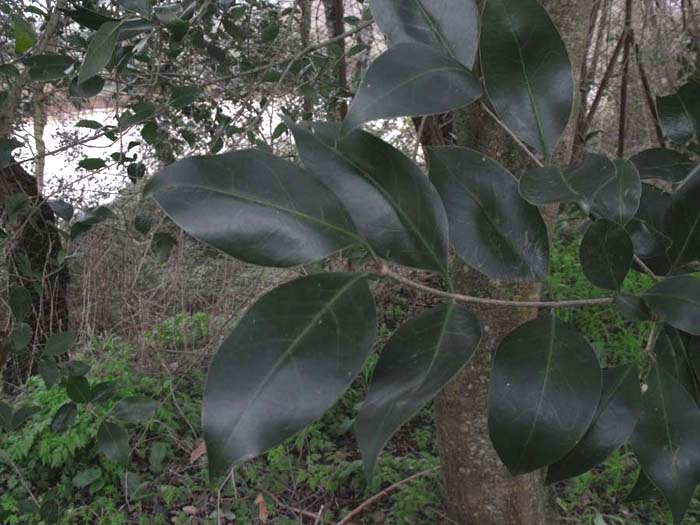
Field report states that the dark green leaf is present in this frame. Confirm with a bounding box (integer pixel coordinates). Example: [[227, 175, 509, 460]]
[[39, 499, 59, 523], [480, 0, 573, 156], [654, 325, 700, 404], [287, 122, 448, 272], [70, 206, 115, 239], [9, 286, 32, 321], [0, 402, 12, 431], [150, 232, 176, 262], [580, 220, 633, 290], [117, 102, 156, 128], [11, 323, 32, 350], [76, 119, 103, 129], [91, 381, 118, 404], [631, 365, 700, 524], [630, 148, 695, 183], [69, 75, 105, 98], [118, 0, 150, 16], [25, 54, 73, 81], [428, 146, 549, 281], [43, 331, 76, 357], [369, 0, 479, 67], [343, 43, 481, 134], [112, 396, 157, 423], [14, 16, 36, 54], [80, 21, 123, 84], [666, 167, 700, 269], [626, 470, 660, 502], [134, 214, 152, 235], [149, 442, 169, 473], [356, 303, 480, 481], [657, 80, 700, 145], [169, 85, 202, 108], [141, 121, 158, 144], [62, 360, 91, 377], [11, 405, 39, 430], [644, 275, 700, 336], [79, 158, 106, 170], [48, 199, 74, 221], [40, 358, 61, 388], [145, 149, 357, 268], [51, 402, 78, 434], [613, 294, 651, 322], [0, 64, 19, 77], [203, 273, 376, 478], [72, 467, 102, 488], [488, 313, 601, 474], [62, 6, 116, 30], [66, 376, 92, 404], [626, 184, 672, 265], [546, 366, 641, 483], [97, 421, 129, 465]]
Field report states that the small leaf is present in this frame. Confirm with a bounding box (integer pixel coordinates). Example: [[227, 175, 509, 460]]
[[356, 303, 480, 481], [97, 421, 130, 465], [79, 158, 106, 170], [644, 275, 700, 336], [48, 199, 74, 221], [118, 0, 150, 16], [203, 273, 376, 478], [343, 43, 481, 134], [169, 85, 202, 108], [40, 358, 61, 388], [9, 286, 32, 321], [428, 146, 549, 281], [11, 323, 32, 350], [51, 402, 78, 434], [14, 16, 36, 54], [488, 313, 602, 474], [118, 102, 156, 128], [43, 331, 77, 357], [546, 366, 641, 483], [630, 148, 695, 183], [73, 467, 102, 488], [69, 75, 105, 98], [369, 0, 480, 67], [10, 405, 39, 430], [631, 365, 700, 524], [66, 376, 93, 404], [480, 0, 573, 156], [149, 442, 169, 473], [580, 220, 633, 290], [112, 396, 158, 423], [91, 381, 118, 404], [79, 21, 123, 84], [76, 119, 103, 129], [145, 149, 357, 268], [613, 294, 651, 322]]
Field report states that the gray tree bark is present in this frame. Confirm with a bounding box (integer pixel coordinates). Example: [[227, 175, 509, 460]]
[[432, 1, 595, 523]]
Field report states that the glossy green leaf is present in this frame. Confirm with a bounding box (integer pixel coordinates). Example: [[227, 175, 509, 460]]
[[631, 365, 700, 524], [169, 86, 202, 108], [66, 376, 92, 404], [97, 421, 129, 465], [79, 158, 106, 170], [369, 0, 479, 67], [356, 303, 481, 481], [630, 148, 695, 183], [40, 358, 61, 388], [428, 146, 549, 281], [626, 184, 672, 268], [11, 405, 39, 430], [626, 470, 660, 502], [203, 273, 376, 478], [654, 325, 700, 404], [79, 21, 123, 84], [480, 0, 573, 156], [76, 119, 103, 129], [520, 154, 641, 224], [43, 331, 76, 357], [25, 54, 73, 81], [48, 199, 74, 221], [343, 43, 481, 134], [91, 381, 119, 404], [644, 275, 700, 336], [118, 0, 150, 16], [580, 220, 633, 290], [112, 396, 157, 423], [286, 122, 448, 272], [146, 149, 357, 268], [546, 366, 641, 484], [613, 294, 651, 322], [666, 167, 700, 269], [488, 314, 601, 474], [14, 16, 36, 54], [71, 206, 115, 240], [62, 6, 117, 30], [9, 286, 32, 321], [657, 80, 700, 145], [117, 102, 156, 128], [63, 360, 91, 377], [69, 75, 105, 98]]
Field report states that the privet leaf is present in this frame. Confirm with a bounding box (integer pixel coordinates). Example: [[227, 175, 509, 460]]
[[343, 43, 481, 134], [43, 331, 77, 357], [488, 314, 601, 474], [480, 0, 573, 156], [69, 75, 105, 98], [579, 220, 633, 290], [369, 0, 480, 67], [546, 366, 641, 483], [51, 402, 77, 434], [631, 365, 700, 524], [40, 358, 61, 388], [666, 167, 700, 269], [287, 122, 449, 272], [428, 146, 549, 281], [656, 80, 700, 145], [644, 275, 700, 336], [356, 303, 481, 481], [630, 148, 695, 183], [79, 21, 123, 84], [118, 0, 151, 16], [66, 376, 93, 404], [203, 273, 376, 478], [145, 149, 358, 268], [97, 421, 130, 465]]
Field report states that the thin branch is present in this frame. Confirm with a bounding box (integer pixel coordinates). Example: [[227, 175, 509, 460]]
[[337, 467, 439, 525], [379, 266, 614, 309], [634, 42, 666, 148], [633, 255, 661, 282], [479, 103, 544, 167], [617, 0, 634, 158]]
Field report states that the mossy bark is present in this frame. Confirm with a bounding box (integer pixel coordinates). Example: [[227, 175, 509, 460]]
[[433, 1, 594, 523]]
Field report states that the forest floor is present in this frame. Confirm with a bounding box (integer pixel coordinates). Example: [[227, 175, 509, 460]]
[[1, 220, 698, 524]]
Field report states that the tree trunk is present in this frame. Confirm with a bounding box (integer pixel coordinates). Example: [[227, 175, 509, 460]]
[[433, 1, 594, 523], [321, 0, 349, 119]]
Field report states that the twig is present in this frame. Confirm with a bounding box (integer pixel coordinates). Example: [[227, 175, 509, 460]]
[[480, 103, 544, 167], [379, 266, 614, 309], [633, 255, 661, 282], [634, 42, 666, 148], [617, 0, 634, 158], [644, 323, 659, 356], [336, 467, 439, 525]]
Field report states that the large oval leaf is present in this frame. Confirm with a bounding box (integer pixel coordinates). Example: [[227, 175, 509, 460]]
[[657, 80, 700, 145], [644, 275, 700, 336], [655, 325, 700, 405], [343, 43, 482, 134], [580, 219, 633, 290], [480, 0, 573, 156], [428, 146, 549, 281], [666, 167, 700, 270], [369, 0, 479, 67], [488, 314, 601, 474], [546, 366, 641, 484], [287, 122, 449, 273], [630, 148, 695, 183], [631, 365, 700, 525], [79, 21, 122, 84], [145, 149, 357, 268], [203, 273, 376, 478], [356, 303, 481, 481]]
